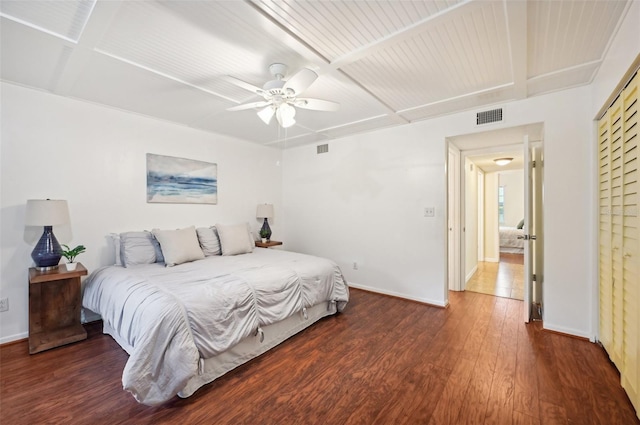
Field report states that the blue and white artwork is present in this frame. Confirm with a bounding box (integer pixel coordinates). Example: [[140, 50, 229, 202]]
[[146, 153, 218, 204]]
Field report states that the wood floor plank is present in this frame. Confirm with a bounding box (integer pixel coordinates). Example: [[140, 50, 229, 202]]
[[539, 400, 568, 425], [532, 324, 565, 406], [513, 411, 541, 425], [428, 357, 477, 425], [514, 320, 540, 418], [483, 299, 520, 425], [1, 288, 638, 425]]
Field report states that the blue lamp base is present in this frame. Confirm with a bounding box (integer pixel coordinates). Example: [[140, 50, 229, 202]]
[[31, 225, 62, 271], [260, 218, 272, 241]]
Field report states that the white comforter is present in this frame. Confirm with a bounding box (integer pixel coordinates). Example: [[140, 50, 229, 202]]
[[82, 248, 349, 405], [499, 226, 525, 249]]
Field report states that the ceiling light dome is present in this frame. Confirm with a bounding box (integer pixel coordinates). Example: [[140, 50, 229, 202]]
[[494, 157, 513, 166]]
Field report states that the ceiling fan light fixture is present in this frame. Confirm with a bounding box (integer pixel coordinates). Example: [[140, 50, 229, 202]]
[[227, 63, 337, 128], [494, 157, 513, 166], [257, 106, 275, 125], [276, 103, 296, 128]]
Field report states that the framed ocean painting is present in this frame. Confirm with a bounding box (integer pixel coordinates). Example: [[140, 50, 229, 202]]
[[146, 153, 218, 204]]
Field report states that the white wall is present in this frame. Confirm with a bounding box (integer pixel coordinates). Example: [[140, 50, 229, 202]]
[[0, 83, 282, 343], [283, 84, 595, 338], [282, 125, 447, 305], [464, 158, 478, 281], [499, 170, 524, 228]]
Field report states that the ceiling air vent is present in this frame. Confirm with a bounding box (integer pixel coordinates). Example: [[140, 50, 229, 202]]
[[317, 144, 329, 154], [476, 108, 503, 125]]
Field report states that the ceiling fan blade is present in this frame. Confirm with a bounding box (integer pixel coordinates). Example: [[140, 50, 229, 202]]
[[282, 68, 318, 95], [227, 101, 270, 111], [224, 76, 264, 95], [294, 98, 340, 112]]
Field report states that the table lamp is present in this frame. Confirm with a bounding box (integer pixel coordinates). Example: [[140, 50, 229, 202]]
[[256, 203, 274, 241], [25, 199, 70, 270]]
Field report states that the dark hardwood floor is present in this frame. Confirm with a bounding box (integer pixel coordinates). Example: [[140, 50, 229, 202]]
[[1, 288, 637, 424]]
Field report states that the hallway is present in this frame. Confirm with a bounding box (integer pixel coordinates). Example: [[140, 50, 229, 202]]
[[466, 253, 524, 300]]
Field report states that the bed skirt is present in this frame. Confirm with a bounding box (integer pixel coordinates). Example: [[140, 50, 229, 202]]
[[103, 300, 338, 399]]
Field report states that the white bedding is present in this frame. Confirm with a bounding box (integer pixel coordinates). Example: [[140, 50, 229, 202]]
[[82, 248, 348, 405], [499, 226, 525, 251]]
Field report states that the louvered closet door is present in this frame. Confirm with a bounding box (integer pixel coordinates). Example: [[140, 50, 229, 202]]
[[621, 72, 639, 407], [610, 95, 625, 368], [599, 111, 613, 354]]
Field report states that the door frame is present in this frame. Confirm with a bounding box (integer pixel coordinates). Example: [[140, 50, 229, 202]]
[[477, 168, 485, 262], [446, 124, 544, 323], [447, 144, 462, 291]]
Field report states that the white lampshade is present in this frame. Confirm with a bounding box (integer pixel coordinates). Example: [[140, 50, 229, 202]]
[[257, 106, 275, 125], [256, 203, 274, 219], [25, 199, 70, 226], [276, 103, 296, 128], [24, 199, 72, 244]]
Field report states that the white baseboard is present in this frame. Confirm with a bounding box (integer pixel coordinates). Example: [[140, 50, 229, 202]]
[[0, 331, 28, 345], [543, 322, 593, 341], [348, 282, 448, 307], [484, 257, 500, 263], [465, 265, 478, 283]]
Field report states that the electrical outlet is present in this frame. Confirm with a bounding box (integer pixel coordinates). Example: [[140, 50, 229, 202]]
[[0, 297, 8, 312], [353, 262, 358, 270], [424, 207, 435, 217]]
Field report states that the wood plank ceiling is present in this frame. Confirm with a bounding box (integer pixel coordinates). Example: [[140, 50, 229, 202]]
[[0, 0, 632, 148]]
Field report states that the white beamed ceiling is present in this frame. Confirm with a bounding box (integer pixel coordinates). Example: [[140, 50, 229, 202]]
[[0, 0, 633, 147]]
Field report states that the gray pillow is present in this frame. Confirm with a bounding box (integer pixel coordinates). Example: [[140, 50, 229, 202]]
[[109, 233, 122, 266], [152, 226, 205, 267], [196, 227, 221, 256], [120, 231, 160, 267]]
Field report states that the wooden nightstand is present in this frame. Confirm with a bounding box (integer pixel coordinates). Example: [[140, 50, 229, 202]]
[[28, 263, 88, 354], [254, 240, 283, 248]]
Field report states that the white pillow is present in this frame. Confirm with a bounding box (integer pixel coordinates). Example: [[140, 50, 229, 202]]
[[196, 227, 221, 256], [152, 226, 205, 267], [216, 222, 254, 256]]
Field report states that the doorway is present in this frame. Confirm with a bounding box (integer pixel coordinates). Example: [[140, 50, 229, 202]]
[[466, 162, 526, 300], [446, 123, 544, 321]]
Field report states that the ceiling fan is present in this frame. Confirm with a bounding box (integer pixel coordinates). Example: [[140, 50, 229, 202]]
[[226, 63, 339, 128]]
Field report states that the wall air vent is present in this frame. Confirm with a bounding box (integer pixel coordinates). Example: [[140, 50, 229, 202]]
[[476, 108, 503, 125], [317, 144, 329, 154]]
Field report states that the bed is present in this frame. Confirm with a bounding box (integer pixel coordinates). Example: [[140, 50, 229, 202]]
[[499, 226, 525, 253], [82, 225, 349, 405]]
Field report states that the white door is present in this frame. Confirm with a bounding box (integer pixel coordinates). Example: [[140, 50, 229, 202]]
[[532, 143, 544, 314], [523, 138, 544, 322], [523, 136, 533, 322]]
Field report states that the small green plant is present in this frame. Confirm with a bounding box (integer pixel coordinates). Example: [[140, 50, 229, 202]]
[[61, 244, 86, 263], [259, 228, 270, 239]]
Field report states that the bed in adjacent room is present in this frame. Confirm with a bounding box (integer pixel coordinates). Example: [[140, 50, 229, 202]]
[[82, 224, 349, 405], [499, 226, 525, 254]]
